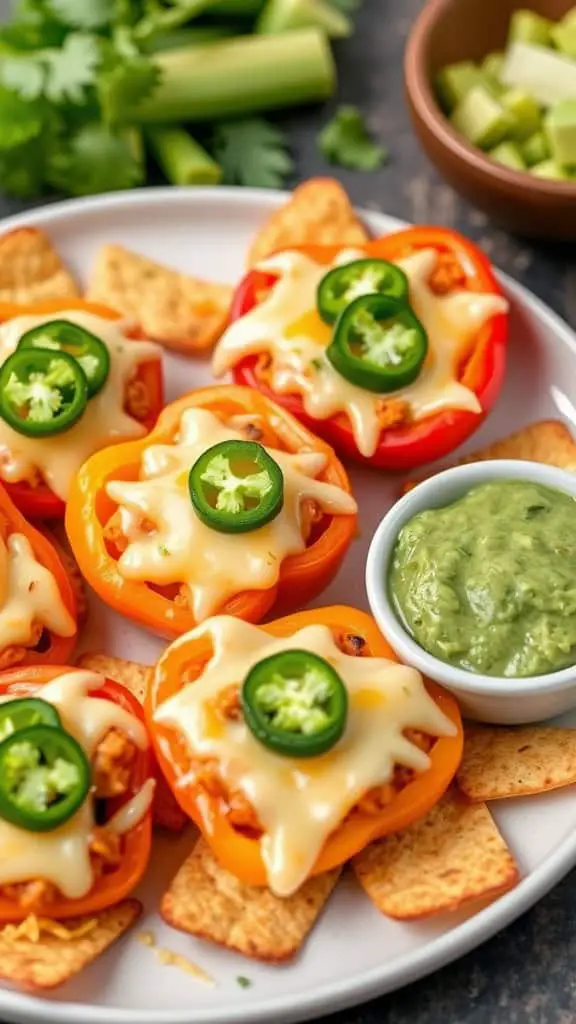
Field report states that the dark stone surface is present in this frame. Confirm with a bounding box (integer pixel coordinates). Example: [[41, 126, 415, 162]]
[[0, 1, 574, 1020]]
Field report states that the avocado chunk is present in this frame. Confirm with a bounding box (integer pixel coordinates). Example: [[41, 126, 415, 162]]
[[450, 86, 513, 150], [501, 88, 542, 141], [521, 129, 550, 167], [531, 158, 573, 180], [545, 99, 576, 168], [488, 140, 526, 170], [501, 41, 576, 107], [508, 8, 553, 47], [435, 61, 486, 112]]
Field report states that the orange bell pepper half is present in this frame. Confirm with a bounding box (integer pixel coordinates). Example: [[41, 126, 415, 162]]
[[65, 385, 357, 638], [147, 606, 463, 888], [0, 298, 164, 519], [0, 483, 78, 666], [0, 664, 152, 922]]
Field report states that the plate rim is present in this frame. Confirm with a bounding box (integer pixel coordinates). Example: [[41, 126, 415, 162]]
[[0, 186, 575, 1024]]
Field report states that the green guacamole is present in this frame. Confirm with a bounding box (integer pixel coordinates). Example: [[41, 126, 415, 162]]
[[389, 480, 576, 678]]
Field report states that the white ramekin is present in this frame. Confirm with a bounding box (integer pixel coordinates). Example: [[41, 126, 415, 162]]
[[366, 459, 576, 725]]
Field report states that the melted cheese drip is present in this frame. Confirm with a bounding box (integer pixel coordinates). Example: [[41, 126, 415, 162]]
[[106, 408, 357, 622], [0, 670, 151, 898], [0, 311, 160, 500], [155, 616, 457, 897], [0, 532, 76, 650], [212, 248, 509, 457]]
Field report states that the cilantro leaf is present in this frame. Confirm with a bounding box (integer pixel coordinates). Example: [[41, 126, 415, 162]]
[[44, 32, 101, 104], [44, 0, 116, 29], [0, 88, 46, 149], [133, 0, 214, 43], [47, 122, 144, 195], [98, 52, 160, 124], [212, 118, 293, 188], [0, 52, 46, 100], [318, 105, 387, 171]]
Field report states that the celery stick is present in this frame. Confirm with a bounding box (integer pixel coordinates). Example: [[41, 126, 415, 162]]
[[133, 30, 335, 123], [121, 127, 145, 165], [147, 127, 222, 185], [508, 9, 553, 47], [256, 0, 351, 38]]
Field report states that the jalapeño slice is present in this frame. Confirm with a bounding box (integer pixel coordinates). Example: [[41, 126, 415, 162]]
[[317, 258, 409, 325], [189, 439, 284, 534], [18, 319, 110, 398], [0, 698, 61, 743], [327, 293, 428, 393], [241, 650, 348, 757], [0, 348, 88, 437], [0, 724, 91, 832]]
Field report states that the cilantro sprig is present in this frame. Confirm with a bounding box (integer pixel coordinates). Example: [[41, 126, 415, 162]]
[[319, 105, 388, 171]]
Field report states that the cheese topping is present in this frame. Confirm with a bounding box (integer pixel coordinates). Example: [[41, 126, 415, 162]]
[[0, 311, 160, 500], [154, 616, 456, 897], [0, 532, 76, 651], [106, 408, 357, 622], [0, 670, 152, 899], [213, 248, 509, 457]]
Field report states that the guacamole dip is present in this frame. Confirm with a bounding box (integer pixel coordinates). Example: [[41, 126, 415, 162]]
[[389, 479, 576, 678]]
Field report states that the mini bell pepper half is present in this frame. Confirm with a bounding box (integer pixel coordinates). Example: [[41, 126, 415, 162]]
[[0, 664, 153, 922], [65, 386, 357, 639], [227, 228, 509, 471], [147, 605, 463, 888], [0, 299, 164, 519]]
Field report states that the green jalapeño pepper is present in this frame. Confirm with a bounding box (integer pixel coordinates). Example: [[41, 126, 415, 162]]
[[317, 258, 409, 325], [0, 348, 88, 438], [0, 724, 90, 832], [327, 293, 428, 393], [241, 649, 348, 757], [18, 319, 110, 398], [0, 698, 61, 743], [189, 439, 284, 534]]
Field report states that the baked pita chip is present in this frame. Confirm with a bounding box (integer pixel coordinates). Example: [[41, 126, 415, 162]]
[[353, 789, 518, 919], [247, 178, 370, 266], [162, 836, 340, 962], [75, 652, 187, 833], [457, 726, 576, 801], [0, 227, 79, 304], [405, 420, 576, 492], [0, 900, 140, 992], [87, 244, 232, 354]]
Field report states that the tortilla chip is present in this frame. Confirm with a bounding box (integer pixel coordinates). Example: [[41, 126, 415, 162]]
[[353, 790, 518, 919], [162, 836, 340, 962], [247, 178, 370, 267], [405, 420, 576, 492], [0, 227, 79, 304], [457, 726, 576, 801], [86, 244, 232, 354], [75, 652, 151, 703], [0, 899, 140, 992]]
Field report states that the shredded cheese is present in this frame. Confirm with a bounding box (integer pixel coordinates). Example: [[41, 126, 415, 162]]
[[0, 915, 98, 943]]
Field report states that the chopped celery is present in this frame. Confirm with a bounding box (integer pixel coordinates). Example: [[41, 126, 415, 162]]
[[482, 51, 505, 85], [501, 88, 542, 141], [545, 99, 576, 168], [132, 29, 335, 123], [550, 10, 576, 57], [501, 42, 576, 107], [435, 62, 485, 112], [147, 127, 222, 184], [508, 9, 553, 47], [256, 0, 352, 38], [531, 158, 572, 180], [488, 140, 526, 171], [521, 129, 550, 166], [450, 86, 512, 150]]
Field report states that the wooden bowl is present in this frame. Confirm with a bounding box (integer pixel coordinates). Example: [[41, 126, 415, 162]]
[[404, 0, 576, 240]]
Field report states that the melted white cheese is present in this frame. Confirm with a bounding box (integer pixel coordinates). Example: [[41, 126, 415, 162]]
[[0, 311, 160, 500], [154, 616, 456, 897], [0, 670, 151, 899], [0, 532, 76, 651], [212, 248, 509, 457], [106, 408, 357, 622]]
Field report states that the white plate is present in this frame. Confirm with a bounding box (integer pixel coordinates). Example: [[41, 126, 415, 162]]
[[1, 187, 576, 1024]]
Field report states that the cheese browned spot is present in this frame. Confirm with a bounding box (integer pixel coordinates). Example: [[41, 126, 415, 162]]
[[0, 311, 160, 500], [212, 248, 508, 458], [106, 408, 356, 622], [154, 616, 457, 897]]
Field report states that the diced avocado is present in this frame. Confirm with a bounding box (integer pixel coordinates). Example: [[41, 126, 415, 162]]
[[501, 41, 576, 107], [521, 129, 550, 166], [545, 99, 576, 167], [450, 86, 513, 150], [435, 61, 486, 112], [500, 88, 542, 141], [530, 158, 572, 180], [508, 9, 553, 47], [550, 10, 576, 57], [488, 140, 526, 170], [482, 51, 505, 85]]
